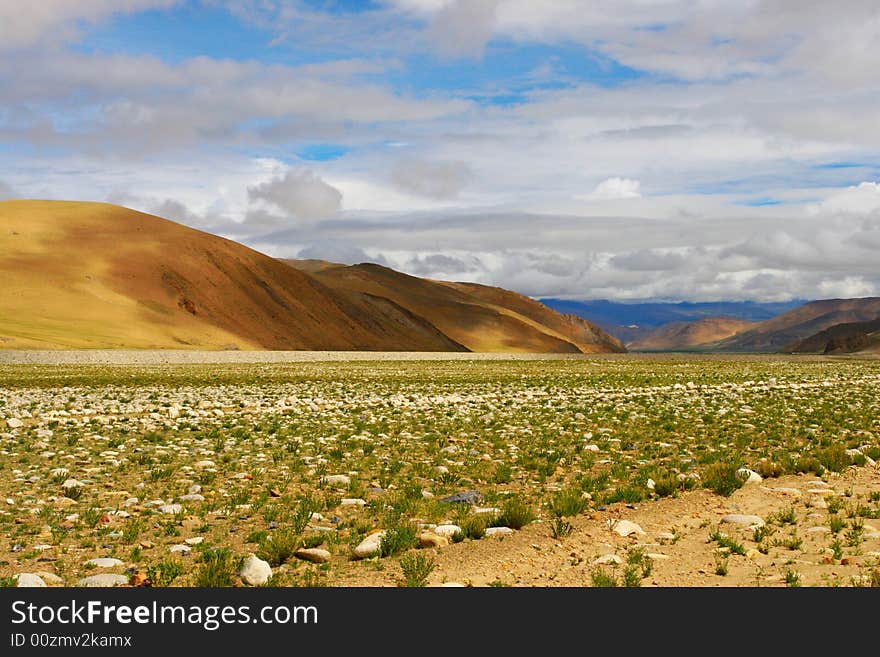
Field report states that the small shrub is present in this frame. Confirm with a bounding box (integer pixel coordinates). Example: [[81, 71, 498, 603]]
[[604, 485, 645, 505], [703, 462, 744, 497], [590, 568, 618, 587], [709, 528, 746, 556], [493, 463, 512, 484], [551, 488, 589, 517], [399, 552, 435, 587], [714, 554, 729, 576], [257, 529, 299, 566], [770, 507, 797, 526], [784, 568, 801, 587], [148, 560, 185, 587], [494, 497, 535, 530], [196, 549, 240, 587], [816, 445, 851, 473], [829, 516, 846, 534], [380, 523, 418, 557], [549, 517, 574, 539]]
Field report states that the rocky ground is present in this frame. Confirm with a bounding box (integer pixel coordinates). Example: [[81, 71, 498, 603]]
[[0, 357, 878, 588]]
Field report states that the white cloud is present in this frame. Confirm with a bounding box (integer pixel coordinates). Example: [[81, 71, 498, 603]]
[[811, 182, 880, 215], [0, 0, 177, 51], [248, 170, 343, 222], [428, 0, 500, 59], [580, 177, 642, 201], [391, 159, 472, 199]]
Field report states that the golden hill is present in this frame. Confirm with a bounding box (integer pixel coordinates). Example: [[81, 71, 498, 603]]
[[628, 317, 755, 351], [0, 200, 622, 353], [284, 260, 625, 353]]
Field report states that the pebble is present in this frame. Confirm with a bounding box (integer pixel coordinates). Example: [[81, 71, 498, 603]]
[[16, 573, 47, 587], [484, 527, 514, 536], [77, 574, 129, 587], [178, 494, 205, 502], [433, 524, 462, 538], [720, 514, 765, 528], [194, 460, 215, 469], [62, 479, 84, 489], [612, 520, 646, 537], [736, 468, 762, 484], [322, 474, 351, 487], [353, 531, 386, 559], [418, 532, 449, 549], [239, 554, 272, 586], [36, 572, 64, 586], [340, 498, 366, 507], [294, 548, 331, 564], [592, 554, 623, 565], [184, 537, 204, 545], [646, 553, 670, 561], [440, 490, 483, 505], [169, 544, 192, 554], [646, 478, 655, 490], [159, 504, 183, 514], [5, 418, 24, 428], [86, 557, 124, 568]]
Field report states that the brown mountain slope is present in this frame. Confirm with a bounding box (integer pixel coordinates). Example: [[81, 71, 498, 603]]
[[629, 317, 755, 351], [787, 318, 880, 354], [284, 261, 624, 353], [709, 298, 880, 352], [0, 200, 464, 350]]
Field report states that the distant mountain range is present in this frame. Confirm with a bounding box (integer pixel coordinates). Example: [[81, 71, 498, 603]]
[[539, 298, 804, 343]]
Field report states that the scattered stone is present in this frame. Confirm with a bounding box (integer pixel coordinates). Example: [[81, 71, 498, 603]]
[[646, 478, 656, 491], [77, 574, 129, 587], [720, 514, 765, 528], [474, 506, 501, 515], [5, 418, 24, 429], [340, 498, 366, 507], [322, 474, 351, 487], [440, 490, 483, 505], [772, 487, 801, 497], [159, 504, 183, 515], [736, 468, 762, 484], [169, 544, 192, 555], [353, 531, 386, 559], [484, 527, 513, 536], [194, 460, 215, 469], [418, 532, 449, 549], [656, 531, 676, 542], [294, 548, 331, 564], [806, 488, 835, 497], [185, 537, 204, 545], [36, 572, 64, 586], [178, 494, 204, 502], [239, 554, 272, 586], [612, 520, 646, 537], [15, 573, 47, 587], [592, 554, 623, 565], [646, 553, 670, 561], [62, 479, 84, 489], [433, 524, 462, 538], [86, 557, 124, 568]]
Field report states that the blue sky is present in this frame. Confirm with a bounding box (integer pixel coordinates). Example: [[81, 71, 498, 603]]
[[1, 1, 880, 301]]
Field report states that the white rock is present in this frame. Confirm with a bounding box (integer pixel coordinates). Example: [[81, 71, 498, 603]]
[[5, 498, 13, 505], [353, 531, 386, 559], [322, 474, 351, 487], [62, 479, 84, 489], [86, 557, 124, 568], [194, 460, 215, 469], [169, 544, 191, 555], [185, 537, 204, 545], [736, 468, 762, 484], [159, 504, 183, 514], [646, 478, 656, 491], [294, 548, 331, 564], [433, 524, 462, 538], [720, 514, 765, 528], [484, 527, 514, 536], [656, 531, 676, 542], [77, 574, 129, 587], [340, 498, 366, 507], [612, 520, 646, 537], [5, 418, 24, 429], [239, 554, 272, 586], [592, 554, 623, 565], [178, 494, 204, 502], [434, 465, 450, 475], [16, 573, 47, 587]]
